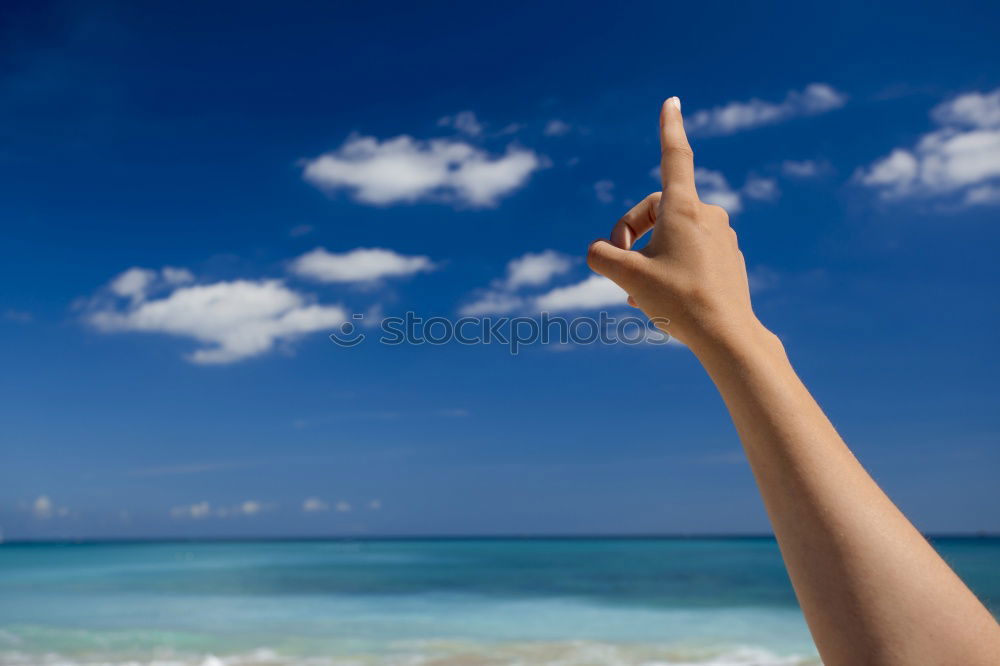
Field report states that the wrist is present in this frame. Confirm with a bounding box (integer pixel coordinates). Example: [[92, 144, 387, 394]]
[[686, 316, 785, 369]]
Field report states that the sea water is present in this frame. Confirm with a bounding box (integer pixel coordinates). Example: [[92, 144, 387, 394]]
[[0, 538, 997, 665]]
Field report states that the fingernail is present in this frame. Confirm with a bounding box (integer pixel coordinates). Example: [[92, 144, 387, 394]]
[[669, 96, 682, 112]]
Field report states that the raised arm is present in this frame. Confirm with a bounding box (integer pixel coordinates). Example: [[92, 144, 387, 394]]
[[587, 97, 1000, 665]]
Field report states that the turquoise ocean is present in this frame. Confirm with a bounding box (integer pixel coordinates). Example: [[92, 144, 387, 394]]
[[1, 538, 998, 666]]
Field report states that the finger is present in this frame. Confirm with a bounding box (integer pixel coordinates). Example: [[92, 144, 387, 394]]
[[610, 192, 660, 249], [659, 97, 697, 196], [586, 239, 646, 293]]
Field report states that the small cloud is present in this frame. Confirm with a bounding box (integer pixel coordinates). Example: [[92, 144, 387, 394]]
[[108, 266, 193, 304], [655, 167, 780, 213], [965, 184, 1000, 206], [504, 250, 573, 290], [170, 501, 212, 519], [748, 266, 781, 293], [32, 495, 53, 519], [857, 88, 1000, 207], [695, 168, 743, 212], [289, 224, 314, 238], [931, 89, 1000, 128], [437, 408, 469, 418], [687, 83, 847, 137], [302, 134, 541, 208], [368, 499, 382, 510], [544, 119, 572, 136], [4, 309, 33, 324], [534, 275, 628, 312], [459, 292, 524, 316], [289, 247, 435, 284], [781, 159, 826, 178], [303, 497, 329, 512], [742, 175, 780, 201], [171, 500, 265, 519], [108, 268, 156, 302], [83, 269, 348, 364], [459, 250, 573, 316], [335, 500, 352, 513], [594, 179, 615, 204], [438, 111, 483, 137]]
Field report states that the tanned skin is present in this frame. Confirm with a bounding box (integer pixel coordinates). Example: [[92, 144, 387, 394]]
[[586, 97, 1000, 665]]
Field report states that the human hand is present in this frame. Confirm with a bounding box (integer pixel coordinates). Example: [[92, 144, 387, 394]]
[[586, 97, 766, 353]]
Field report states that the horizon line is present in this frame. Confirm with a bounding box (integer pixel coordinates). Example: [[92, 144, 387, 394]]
[[3, 531, 999, 545]]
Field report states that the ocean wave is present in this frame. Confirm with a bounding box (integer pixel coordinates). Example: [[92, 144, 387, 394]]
[[0, 641, 820, 666]]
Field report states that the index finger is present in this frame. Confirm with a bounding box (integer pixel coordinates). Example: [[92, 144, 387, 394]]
[[659, 97, 697, 196], [610, 192, 661, 249]]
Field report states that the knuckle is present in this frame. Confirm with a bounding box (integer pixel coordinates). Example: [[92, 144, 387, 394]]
[[619, 250, 646, 273], [665, 144, 694, 161], [586, 242, 605, 269], [701, 203, 730, 222], [644, 192, 661, 222], [668, 195, 700, 218]]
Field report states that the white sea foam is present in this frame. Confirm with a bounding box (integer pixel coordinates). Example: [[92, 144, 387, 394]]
[[0, 641, 820, 666]]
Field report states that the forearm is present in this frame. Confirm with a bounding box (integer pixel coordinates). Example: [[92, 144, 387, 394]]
[[691, 322, 1000, 665], [591, 98, 1000, 664]]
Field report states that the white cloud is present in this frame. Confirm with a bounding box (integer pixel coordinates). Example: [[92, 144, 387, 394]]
[[686, 83, 847, 137], [85, 269, 348, 364], [534, 275, 628, 312], [594, 179, 615, 203], [460, 250, 573, 315], [505, 250, 573, 289], [742, 175, 780, 201], [303, 497, 329, 512], [858, 88, 1000, 206], [109, 266, 193, 304], [862, 149, 918, 187], [369, 499, 382, 510], [171, 500, 264, 519], [931, 89, 1000, 129], [781, 159, 824, 178], [459, 292, 524, 317], [965, 184, 1000, 206], [109, 268, 155, 300], [335, 500, 352, 513], [171, 501, 211, 519], [748, 266, 781, 293], [438, 110, 483, 136], [32, 495, 53, 519], [289, 247, 435, 283], [544, 119, 571, 136], [4, 309, 33, 324], [653, 167, 780, 213], [302, 134, 541, 207], [695, 168, 743, 212]]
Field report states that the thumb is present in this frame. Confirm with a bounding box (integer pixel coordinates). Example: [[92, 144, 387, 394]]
[[586, 239, 647, 291]]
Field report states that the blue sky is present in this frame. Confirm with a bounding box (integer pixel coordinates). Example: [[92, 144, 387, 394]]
[[2, 0, 999, 539]]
